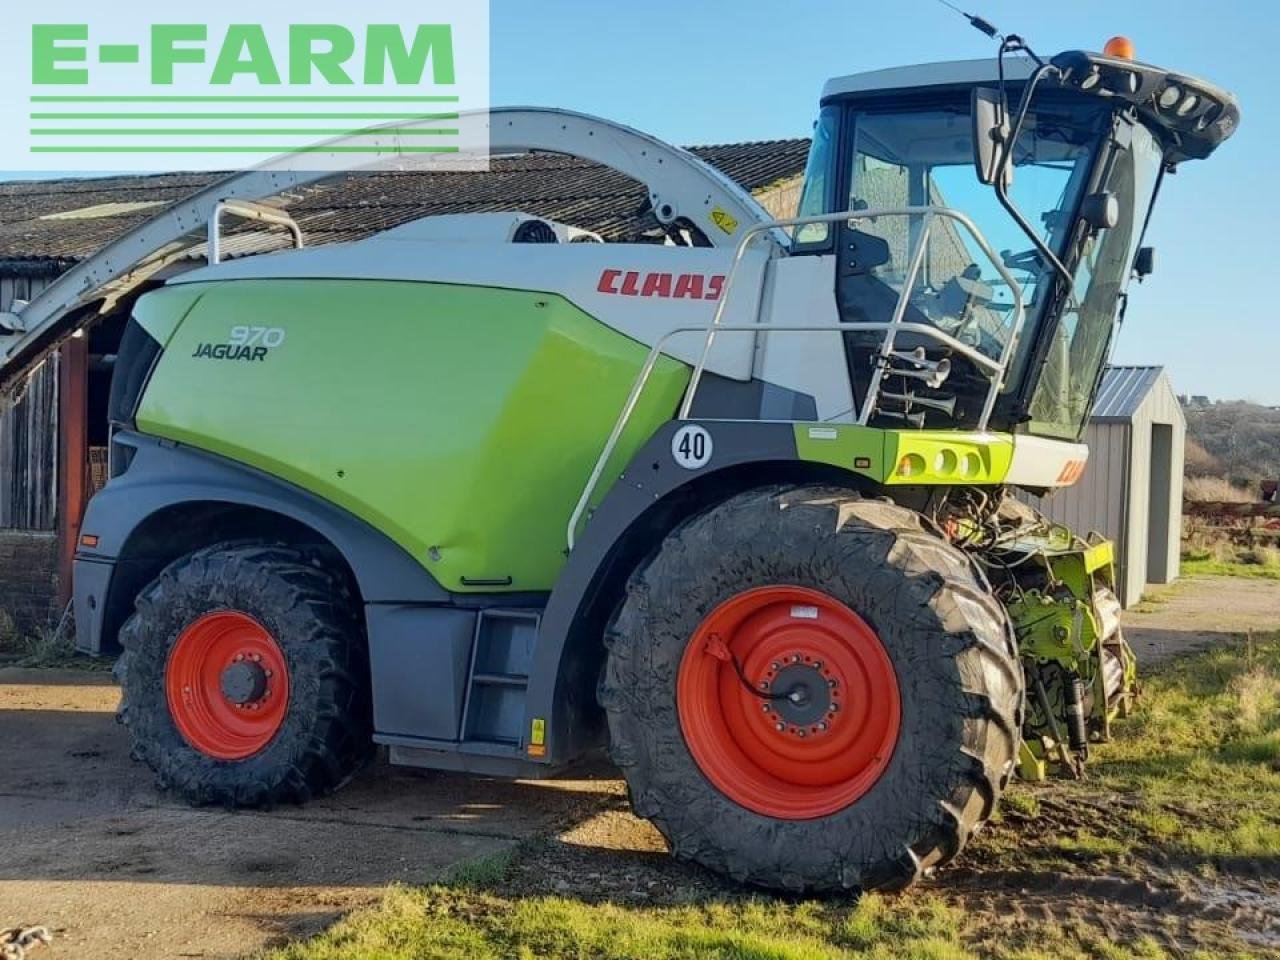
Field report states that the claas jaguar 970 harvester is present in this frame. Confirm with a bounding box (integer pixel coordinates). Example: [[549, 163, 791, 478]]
[[0, 34, 1238, 892]]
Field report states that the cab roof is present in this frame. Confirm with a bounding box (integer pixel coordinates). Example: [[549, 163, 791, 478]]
[[822, 52, 1240, 164], [823, 57, 1033, 101]]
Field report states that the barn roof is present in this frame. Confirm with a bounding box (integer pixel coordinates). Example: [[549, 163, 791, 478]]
[[1092, 365, 1168, 421], [0, 139, 811, 270]]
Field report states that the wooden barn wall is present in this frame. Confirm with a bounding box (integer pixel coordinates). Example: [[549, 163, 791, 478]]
[[0, 274, 58, 531]]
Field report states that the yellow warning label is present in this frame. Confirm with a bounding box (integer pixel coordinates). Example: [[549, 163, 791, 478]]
[[710, 207, 739, 235], [530, 717, 546, 746]]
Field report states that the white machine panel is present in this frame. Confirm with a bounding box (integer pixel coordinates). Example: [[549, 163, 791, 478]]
[[172, 237, 770, 380]]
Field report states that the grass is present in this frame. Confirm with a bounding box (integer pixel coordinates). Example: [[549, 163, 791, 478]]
[[1095, 635, 1280, 858], [1183, 476, 1258, 504], [980, 631, 1280, 874], [1182, 539, 1280, 582], [1183, 556, 1280, 581], [0, 608, 111, 670], [260, 634, 1280, 960], [263, 883, 1238, 960]]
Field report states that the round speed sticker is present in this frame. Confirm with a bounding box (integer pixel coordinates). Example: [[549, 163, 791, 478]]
[[671, 424, 713, 470]]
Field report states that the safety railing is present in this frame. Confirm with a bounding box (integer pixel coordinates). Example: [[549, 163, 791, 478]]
[[566, 206, 1027, 550], [208, 199, 304, 266]]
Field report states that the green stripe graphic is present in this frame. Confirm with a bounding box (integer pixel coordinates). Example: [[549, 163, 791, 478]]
[[30, 112, 458, 120], [30, 95, 460, 103], [32, 128, 460, 136], [30, 145, 462, 154]]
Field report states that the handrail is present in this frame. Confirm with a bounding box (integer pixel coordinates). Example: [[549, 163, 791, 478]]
[[208, 199, 304, 266], [567, 319, 1001, 551], [569, 206, 1028, 551], [678, 206, 1026, 426]]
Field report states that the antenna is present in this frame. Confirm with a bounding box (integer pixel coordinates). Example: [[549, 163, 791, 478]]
[[933, 0, 1002, 40]]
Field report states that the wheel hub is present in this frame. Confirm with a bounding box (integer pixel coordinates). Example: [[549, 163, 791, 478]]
[[164, 611, 290, 760], [676, 585, 900, 820], [220, 659, 269, 706], [764, 662, 832, 729]]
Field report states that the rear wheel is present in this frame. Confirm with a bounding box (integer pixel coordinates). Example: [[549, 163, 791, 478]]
[[116, 542, 373, 807], [602, 486, 1022, 892]]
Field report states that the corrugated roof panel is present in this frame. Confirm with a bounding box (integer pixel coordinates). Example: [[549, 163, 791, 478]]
[[0, 139, 811, 265], [1091, 366, 1164, 421]]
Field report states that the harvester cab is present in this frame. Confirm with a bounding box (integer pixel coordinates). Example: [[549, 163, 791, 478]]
[[0, 36, 1238, 896], [779, 38, 1237, 443]]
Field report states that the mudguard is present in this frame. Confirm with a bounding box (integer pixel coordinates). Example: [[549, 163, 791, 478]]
[[74, 431, 449, 654], [523, 420, 804, 766]]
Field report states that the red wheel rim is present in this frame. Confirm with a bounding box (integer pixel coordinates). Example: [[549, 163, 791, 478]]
[[676, 586, 900, 820], [165, 611, 290, 761]]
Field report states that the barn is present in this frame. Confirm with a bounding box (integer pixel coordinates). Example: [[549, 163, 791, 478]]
[[0, 142, 810, 633], [1024, 366, 1186, 607]]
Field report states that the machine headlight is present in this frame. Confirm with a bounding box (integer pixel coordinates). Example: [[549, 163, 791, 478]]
[[1158, 85, 1182, 110]]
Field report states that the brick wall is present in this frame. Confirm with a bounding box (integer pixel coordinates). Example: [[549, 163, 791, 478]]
[[0, 531, 60, 636]]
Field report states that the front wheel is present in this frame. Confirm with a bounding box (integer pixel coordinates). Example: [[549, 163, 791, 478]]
[[601, 487, 1023, 892], [116, 542, 373, 807]]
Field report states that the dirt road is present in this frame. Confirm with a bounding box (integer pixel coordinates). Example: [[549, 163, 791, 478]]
[[1, 573, 1273, 959], [1124, 573, 1279, 663], [0, 670, 623, 959]]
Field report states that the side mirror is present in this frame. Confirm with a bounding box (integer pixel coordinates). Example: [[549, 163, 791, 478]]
[[1133, 246, 1156, 280], [971, 88, 1010, 186], [1080, 192, 1120, 230]]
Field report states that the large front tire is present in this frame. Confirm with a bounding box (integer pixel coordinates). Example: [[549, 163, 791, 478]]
[[601, 486, 1022, 892], [116, 542, 373, 807]]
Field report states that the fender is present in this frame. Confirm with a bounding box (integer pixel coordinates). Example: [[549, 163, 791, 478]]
[[74, 431, 448, 654], [523, 420, 807, 765]]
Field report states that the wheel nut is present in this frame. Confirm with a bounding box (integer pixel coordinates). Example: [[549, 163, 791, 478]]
[[797, 729, 806, 738], [818, 721, 828, 731], [830, 703, 840, 713], [770, 661, 780, 672], [264, 669, 273, 678], [761, 703, 771, 713], [775, 722, 785, 732]]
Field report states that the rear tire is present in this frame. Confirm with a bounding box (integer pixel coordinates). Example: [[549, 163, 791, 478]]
[[601, 486, 1022, 892], [115, 542, 373, 807]]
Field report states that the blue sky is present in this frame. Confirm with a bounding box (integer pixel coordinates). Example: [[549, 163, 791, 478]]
[[487, 0, 1277, 404], [4, 0, 1277, 401]]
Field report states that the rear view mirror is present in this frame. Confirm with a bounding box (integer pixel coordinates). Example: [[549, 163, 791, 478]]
[[971, 88, 1010, 187]]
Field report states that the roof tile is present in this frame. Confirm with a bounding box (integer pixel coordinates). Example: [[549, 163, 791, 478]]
[[0, 139, 810, 264]]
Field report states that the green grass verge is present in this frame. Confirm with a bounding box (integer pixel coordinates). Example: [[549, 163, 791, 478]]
[[1182, 557, 1280, 581], [262, 635, 1280, 960], [974, 632, 1280, 894], [265, 883, 1235, 960]]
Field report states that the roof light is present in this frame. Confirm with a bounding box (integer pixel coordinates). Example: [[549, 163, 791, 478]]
[[1177, 93, 1200, 117], [1103, 36, 1136, 60], [1158, 85, 1182, 110]]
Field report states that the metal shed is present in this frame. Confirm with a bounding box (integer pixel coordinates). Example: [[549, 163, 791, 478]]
[[1024, 366, 1185, 608]]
